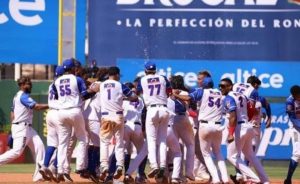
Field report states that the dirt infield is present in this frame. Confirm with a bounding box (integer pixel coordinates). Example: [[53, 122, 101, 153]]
[[0, 173, 300, 184]]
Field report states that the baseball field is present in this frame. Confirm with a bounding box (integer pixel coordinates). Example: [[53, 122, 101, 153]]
[[0, 161, 299, 183]]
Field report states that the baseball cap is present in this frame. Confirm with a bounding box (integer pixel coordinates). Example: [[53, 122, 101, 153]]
[[55, 66, 65, 77], [62, 59, 75, 70], [144, 61, 156, 70], [202, 77, 214, 89]]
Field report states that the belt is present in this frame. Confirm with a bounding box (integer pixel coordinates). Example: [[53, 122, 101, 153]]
[[238, 121, 245, 124], [134, 122, 141, 125], [12, 122, 32, 126], [150, 104, 167, 108], [200, 120, 221, 125], [175, 112, 186, 116], [101, 111, 123, 115]]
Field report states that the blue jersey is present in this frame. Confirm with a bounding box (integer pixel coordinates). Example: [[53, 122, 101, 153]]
[[12, 91, 36, 124], [286, 95, 300, 129]]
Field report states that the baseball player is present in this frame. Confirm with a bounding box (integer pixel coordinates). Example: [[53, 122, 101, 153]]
[[284, 85, 300, 184], [166, 96, 182, 184], [220, 78, 269, 184], [0, 76, 48, 182], [173, 76, 229, 184], [136, 61, 171, 180], [122, 82, 146, 183], [83, 80, 102, 182], [82, 67, 108, 183], [52, 59, 93, 182], [192, 71, 211, 182], [39, 66, 65, 182], [99, 66, 138, 181], [168, 75, 195, 181], [232, 76, 270, 182]]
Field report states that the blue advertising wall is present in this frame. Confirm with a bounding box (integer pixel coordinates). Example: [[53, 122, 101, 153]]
[[117, 59, 299, 97], [0, 0, 86, 64], [89, 1, 300, 159], [89, 0, 300, 65]]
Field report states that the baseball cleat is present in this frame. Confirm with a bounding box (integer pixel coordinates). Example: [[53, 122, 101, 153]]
[[99, 167, 109, 181], [135, 174, 148, 184], [123, 174, 134, 184], [113, 165, 123, 179], [89, 173, 99, 183], [63, 173, 74, 182], [38, 166, 51, 181], [57, 173, 65, 183], [284, 179, 291, 184], [147, 167, 159, 178], [45, 167, 58, 183], [185, 174, 195, 181], [171, 178, 182, 184]]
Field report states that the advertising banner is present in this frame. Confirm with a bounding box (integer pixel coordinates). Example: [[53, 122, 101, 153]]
[[117, 59, 299, 97], [89, 0, 300, 66], [0, 0, 86, 64]]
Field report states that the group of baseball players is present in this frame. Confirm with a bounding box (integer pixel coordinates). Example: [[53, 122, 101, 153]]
[[0, 58, 299, 184]]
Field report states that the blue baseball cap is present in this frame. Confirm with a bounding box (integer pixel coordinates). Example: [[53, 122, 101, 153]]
[[62, 59, 75, 70], [203, 77, 214, 89], [144, 61, 156, 70], [55, 66, 65, 77]]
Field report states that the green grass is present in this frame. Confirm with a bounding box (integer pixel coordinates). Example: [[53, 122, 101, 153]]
[[0, 161, 299, 179]]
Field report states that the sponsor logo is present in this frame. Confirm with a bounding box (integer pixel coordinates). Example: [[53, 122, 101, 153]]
[[117, 0, 279, 6], [0, 0, 45, 26]]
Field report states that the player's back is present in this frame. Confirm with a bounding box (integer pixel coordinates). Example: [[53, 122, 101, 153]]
[[139, 74, 169, 107], [233, 83, 258, 101], [228, 91, 248, 122], [54, 74, 83, 109], [100, 79, 124, 113], [198, 88, 223, 122], [123, 97, 144, 123]]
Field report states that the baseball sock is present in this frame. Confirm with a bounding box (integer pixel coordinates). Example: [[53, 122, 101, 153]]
[[124, 153, 131, 172], [44, 146, 56, 167], [286, 159, 298, 181], [87, 146, 94, 173], [54, 155, 58, 168], [108, 152, 117, 178], [138, 156, 148, 177], [94, 146, 100, 169]]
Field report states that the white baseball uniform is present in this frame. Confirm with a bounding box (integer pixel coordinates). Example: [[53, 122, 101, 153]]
[[0, 90, 45, 182], [99, 79, 134, 168], [286, 95, 300, 162], [137, 74, 171, 169], [122, 96, 147, 176], [169, 91, 195, 179], [166, 97, 182, 180], [83, 81, 102, 147], [53, 74, 88, 174], [46, 83, 60, 148], [189, 88, 229, 183], [224, 91, 268, 183]]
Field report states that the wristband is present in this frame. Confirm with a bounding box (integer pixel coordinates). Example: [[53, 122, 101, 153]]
[[228, 126, 235, 136]]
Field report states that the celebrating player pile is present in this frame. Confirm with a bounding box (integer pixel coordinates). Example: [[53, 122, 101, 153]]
[[3, 59, 300, 184]]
